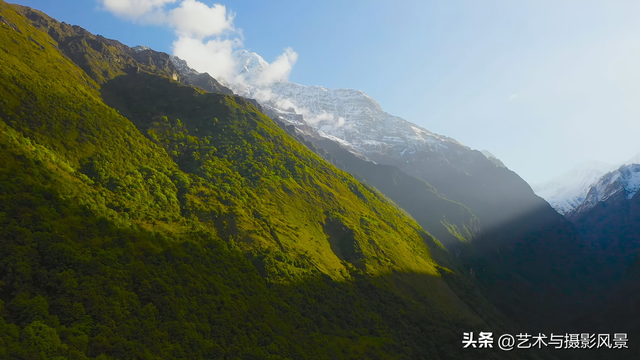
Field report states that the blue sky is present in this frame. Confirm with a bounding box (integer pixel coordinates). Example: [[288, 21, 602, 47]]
[[12, 0, 640, 184]]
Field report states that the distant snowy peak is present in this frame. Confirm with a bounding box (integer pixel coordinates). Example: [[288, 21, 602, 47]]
[[571, 164, 640, 215], [252, 83, 466, 158], [207, 50, 468, 159], [132, 45, 151, 52], [534, 155, 640, 215], [533, 160, 617, 214], [170, 50, 491, 167], [233, 50, 268, 71], [231, 50, 269, 84], [269, 82, 382, 111]]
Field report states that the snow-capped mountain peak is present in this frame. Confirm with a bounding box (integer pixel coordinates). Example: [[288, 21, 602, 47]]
[[572, 164, 640, 215], [132, 45, 151, 52], [266, 82, 465, 156], [169, 50, 497, 171], [232, 50, 270, 84], [532, 159, 617, 214]]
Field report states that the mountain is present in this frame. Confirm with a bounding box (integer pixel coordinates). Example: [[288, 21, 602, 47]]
[[202, 50, 594, 331], [532, 160, 618, 214], [570, 164, 640, 218], [230, 53, 465, 163], [568, 164, 640, 271], [12, 6, 234, 96], [567, 165, 640, 345], [527, 154, 640, 355], [268, 116, 483, 248], [222, 50, 569, 232], [0, 2, 538, 359], [533, 151, 640, 215]]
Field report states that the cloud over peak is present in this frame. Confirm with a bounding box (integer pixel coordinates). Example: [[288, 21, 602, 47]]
[[255, 48, 298, 86], [172, 36, 240, 82], [98, 0, 297, 86]]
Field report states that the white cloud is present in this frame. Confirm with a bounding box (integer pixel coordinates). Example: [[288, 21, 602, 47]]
[[274, 97, 297, 111], [268, 92, 347, 129], [100, 0, 176, 19], [168, 0, 234, 38], [297, 109, 335, 126], [252, 88, 275, 103], [100, 0, 234, 37], [172, 35, 241, 82], [99, 0, 298, 91], [137, 8, 169, 25], [509, 94, 518, 101], [255, 48, 298, 86]]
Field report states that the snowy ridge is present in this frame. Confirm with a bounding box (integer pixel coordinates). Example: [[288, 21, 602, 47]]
[[232, 49, 269, 84], [588, 164, 640, 201], [132, 45, 151, 52], [222, 50, 467, 159], [532, 160, 617, 214], [571, 164, 640, 215], [620, 165, 640, 199], [166, 49, 505, 170], [261, 103, 367, 157]]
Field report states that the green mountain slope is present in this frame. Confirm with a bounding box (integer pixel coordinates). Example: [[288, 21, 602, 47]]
[[10, 3, 233, 95], [0, 2, 551, 359], [299, 134, 482, 248]]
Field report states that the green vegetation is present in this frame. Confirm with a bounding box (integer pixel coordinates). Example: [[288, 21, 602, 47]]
[[0, 2, 535, 359]]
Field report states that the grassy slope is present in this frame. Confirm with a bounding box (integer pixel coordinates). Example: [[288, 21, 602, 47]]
[[303, 136, 482, 248], [0, 2, 543, 359]]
